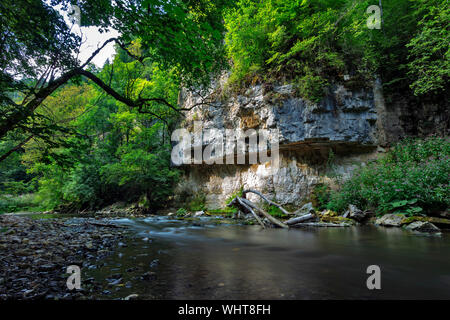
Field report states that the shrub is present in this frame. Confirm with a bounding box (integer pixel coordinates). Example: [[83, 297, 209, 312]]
[[311, 184, 331, 211], [327, 137, 450, 215], [0, 194, 40, 214], [188, 193, 206, 211]]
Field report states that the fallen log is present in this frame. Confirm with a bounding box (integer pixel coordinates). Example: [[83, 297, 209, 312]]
[[285, 213, 315, 226], [239, 198, 288, 229], [227, 195, 288, 228], [242, 189, 293, 216]]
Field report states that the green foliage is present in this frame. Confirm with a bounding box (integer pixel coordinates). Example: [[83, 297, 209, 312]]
[[225, 187, 244, 205], [188, 193, 206, 212], [311, 184, 331, 211], [207, 207, 238, 216], [224, 0, 449, 100], [0, 194, 40, 214], [20, 48, 182, 211], [327, 137, 450, 215], [406, 0, 449, 96], [379, 199, 423, 217], [266, 205, 287, 219], [176, 208, 188, 216]]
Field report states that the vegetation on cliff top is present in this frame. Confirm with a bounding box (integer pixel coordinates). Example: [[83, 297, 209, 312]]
[[224, 0, 449, 100]]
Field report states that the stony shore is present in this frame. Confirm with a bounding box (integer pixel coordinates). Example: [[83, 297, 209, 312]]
[[0, 215, 129, 300]]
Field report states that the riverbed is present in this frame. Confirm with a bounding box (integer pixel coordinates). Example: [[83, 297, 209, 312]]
[[83, 216, 450, 299]]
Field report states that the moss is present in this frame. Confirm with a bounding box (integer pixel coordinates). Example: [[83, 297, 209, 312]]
[[401, 216, 450, 225], [320, 215, 354, 224], [207, 208, 237, 217]]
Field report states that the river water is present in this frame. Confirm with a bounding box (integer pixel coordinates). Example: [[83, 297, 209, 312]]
[[84, 216, 450, 299]]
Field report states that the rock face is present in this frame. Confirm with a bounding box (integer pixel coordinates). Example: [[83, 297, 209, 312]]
[[173, 72, 446, 210], [375, 214, 405, 227]]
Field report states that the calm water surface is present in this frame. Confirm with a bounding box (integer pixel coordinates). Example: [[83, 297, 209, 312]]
[[85, 216, 450, 299]]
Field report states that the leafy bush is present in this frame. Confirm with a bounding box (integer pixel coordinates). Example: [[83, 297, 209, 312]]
[[188, 193, 206, 211], [327, 137, 450, 215], [266, 205, 287, 219], [311, 184, 331, 211], [176, 208, 188, 216], [224, 0, 448, 100]]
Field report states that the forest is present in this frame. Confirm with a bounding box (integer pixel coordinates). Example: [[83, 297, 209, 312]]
[[1, 0, 450, 303], [0, 0, 448, 215]]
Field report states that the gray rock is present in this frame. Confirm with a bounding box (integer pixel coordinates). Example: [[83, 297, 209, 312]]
[[405, 221, 440, 233], [294, 202, 315, 216], [347, 204, 366, 222], [194, 211, 205, 217], [375, 214, 405, 227]]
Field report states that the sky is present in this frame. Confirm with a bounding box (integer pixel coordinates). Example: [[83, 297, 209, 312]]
[[58, 4, 120, 68], [74, 25, 120, 68]]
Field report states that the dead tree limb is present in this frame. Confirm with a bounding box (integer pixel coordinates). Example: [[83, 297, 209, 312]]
[[242, 189, 292, 216], [234, 197, 265, 228], [285, 213, 315, 226], [240, 198, 289, 229]]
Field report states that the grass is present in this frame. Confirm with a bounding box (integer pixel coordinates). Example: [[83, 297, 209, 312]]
[[29, 213, 58, 220], [0, 193, 42, 214]]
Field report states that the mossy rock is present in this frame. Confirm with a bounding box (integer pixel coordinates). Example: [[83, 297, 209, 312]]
[[320, 215, 355, 224], [320, 209, 338, 217], [402, 216, 450, 227]]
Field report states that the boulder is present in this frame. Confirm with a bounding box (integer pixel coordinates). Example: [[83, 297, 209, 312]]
[[405, 221, 440, 233], [194, 211, 205, 217], [375, 214, 405, 227], [347, 204, 367, 222]]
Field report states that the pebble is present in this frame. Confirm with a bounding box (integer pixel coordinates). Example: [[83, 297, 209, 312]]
[[0, 215, 130, 300]]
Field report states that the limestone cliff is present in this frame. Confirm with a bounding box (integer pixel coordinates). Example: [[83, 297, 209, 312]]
[[173, 73, 448, 210]]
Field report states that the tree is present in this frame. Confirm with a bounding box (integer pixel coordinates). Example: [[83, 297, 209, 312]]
[[0, 0, 232, 160]]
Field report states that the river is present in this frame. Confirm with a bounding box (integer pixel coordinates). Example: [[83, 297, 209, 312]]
[[80, 216, 450, 299]]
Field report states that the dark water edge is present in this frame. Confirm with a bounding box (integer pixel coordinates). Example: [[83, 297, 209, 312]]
[[81, 216, 450, 300]]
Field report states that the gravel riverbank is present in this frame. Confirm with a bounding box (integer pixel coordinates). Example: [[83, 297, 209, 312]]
[[0, 215, 129, 300]]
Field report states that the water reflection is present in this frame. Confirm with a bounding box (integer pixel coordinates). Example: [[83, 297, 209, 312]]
[[88, 218, 450, 299]]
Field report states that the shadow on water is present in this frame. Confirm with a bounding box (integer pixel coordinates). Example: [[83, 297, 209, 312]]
[[84, 216, 450, 299]]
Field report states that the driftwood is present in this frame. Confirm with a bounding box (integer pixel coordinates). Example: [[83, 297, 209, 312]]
[[228, 197, 266, 228], [227, 191, 289, 229], [285, 213, 315, 226], [239, 198, 288, 229], [236, 197, 265, 229], [242, 189, 293, 216]]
